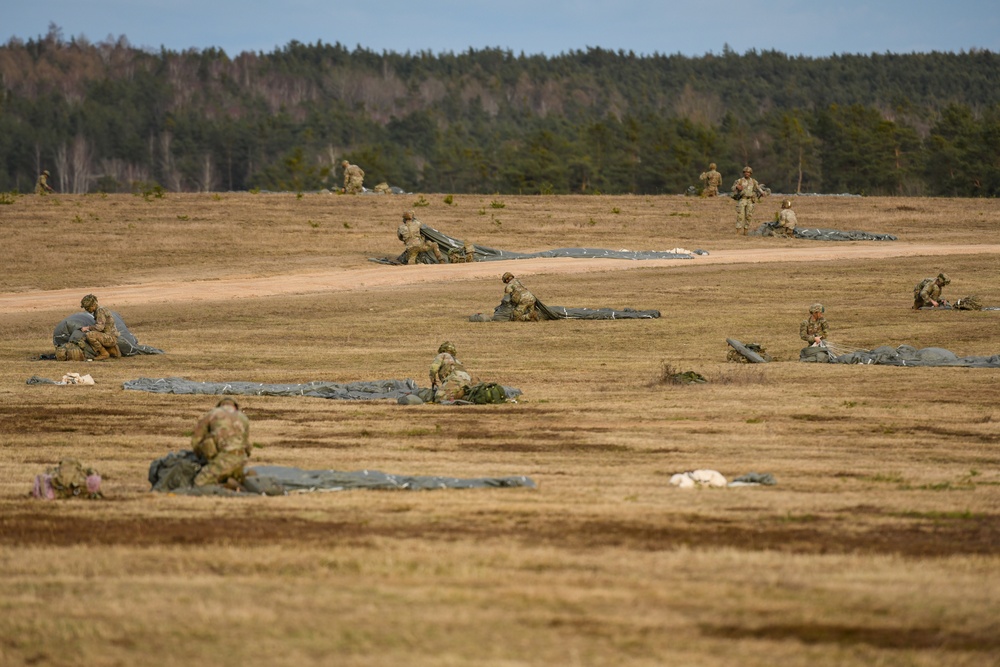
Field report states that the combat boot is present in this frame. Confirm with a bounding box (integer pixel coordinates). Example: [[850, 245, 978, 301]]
[[91, 341, 110, 361], [107, 343, 122, 358]]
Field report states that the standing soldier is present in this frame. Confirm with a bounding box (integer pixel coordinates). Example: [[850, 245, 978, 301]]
[[79, 294, 121, 360], [191, 398, 252, 488], [502, 272, 539, 322], [342, 160, 365, 194], [35, 170, 55, 195], [699, 163, 722, 197], [912, 273, 951, 309], [732, 166, 765, 235], [800, 303, 829, 346]]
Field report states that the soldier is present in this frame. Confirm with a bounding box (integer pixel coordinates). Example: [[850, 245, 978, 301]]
[[800, 303, 829, 346], [397, 211, 444, 264], [449, 240, 476, 263], [731, 166, 766, 235], [373, 182, 391, 194], [699, 163, 722, 197], [429, 341, 473, 402], [342, 160, 365, 194], [775, 199, 798, 237], [191, 398, 252, 487], [35, 169, 54, 195], [913, 273, 951, 309], [79, 294, 121, 361], [502, 272, 539, 322]]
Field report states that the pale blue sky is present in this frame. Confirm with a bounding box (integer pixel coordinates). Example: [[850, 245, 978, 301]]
[[6, 0, 998, 57]]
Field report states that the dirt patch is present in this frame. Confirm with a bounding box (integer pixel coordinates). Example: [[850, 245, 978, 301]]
[[699, 623, 1000, 651], [3, 510, 997, 557], [4, 243, 1000, 313]]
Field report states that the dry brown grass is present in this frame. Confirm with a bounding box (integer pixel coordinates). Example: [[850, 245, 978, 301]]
[[1, 191, 999, 666]]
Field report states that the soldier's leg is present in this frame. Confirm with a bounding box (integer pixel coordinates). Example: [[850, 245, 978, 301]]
[[193, 453, 247, 487], [424, 240, 445, 263], [404, 245, 420, 264], [85, 332, 110, 360]]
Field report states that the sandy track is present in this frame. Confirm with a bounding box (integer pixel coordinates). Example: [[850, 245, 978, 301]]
[[3, 243, 996, 313]]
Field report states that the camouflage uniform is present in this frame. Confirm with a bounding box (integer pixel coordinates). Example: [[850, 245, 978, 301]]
[[502, 273, 539, 322], [191, 399, 251, 487], [449, 240, 476, 263], [397, 212, 444, 263], [342, 160, 365, 194], [800, 304, 829, 344], [80, 295, 121, 360], [35, 170, 54, 195], [913, 273, 950, 309], [373, 182, 390, 194], [699, 164, 722, 197], [732, 167, 764, 235], [776, 200, 797, 237], [429, 342, 472, 402]]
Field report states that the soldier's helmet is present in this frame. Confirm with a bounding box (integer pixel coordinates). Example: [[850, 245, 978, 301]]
[[743, 166, 753, 174], [438, 341, 457, 356], [216, 397, 240, 410], [937, 273, 951, 285], [341, 160, 349, 167], [402, 211, 414, 221], [502, 272, 514, 283], [80, 294, 98, 310], [709, 163, 716, 170], [809, 303, 825, 314], [781, 199, 792, 209], [43, 170, 50, 176]]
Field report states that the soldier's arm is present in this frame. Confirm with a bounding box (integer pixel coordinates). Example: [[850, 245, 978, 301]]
[[799, 320, 812, 343], [240, 415, 252, 456], [191, 416, 218, 458]]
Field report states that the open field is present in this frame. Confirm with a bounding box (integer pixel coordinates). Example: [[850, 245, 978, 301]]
[[1, 191, 999, 666]]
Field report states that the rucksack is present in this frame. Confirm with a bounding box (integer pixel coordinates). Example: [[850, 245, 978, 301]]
[[33, 458, 103, 499], [954, 295, 983, 311], [465, 382, 508, 404]]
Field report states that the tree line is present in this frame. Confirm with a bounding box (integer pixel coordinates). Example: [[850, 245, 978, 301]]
[[1, 25, 998, 196]]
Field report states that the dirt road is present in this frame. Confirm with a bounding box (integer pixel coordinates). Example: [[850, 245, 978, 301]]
[[3, 243, 996, 313]]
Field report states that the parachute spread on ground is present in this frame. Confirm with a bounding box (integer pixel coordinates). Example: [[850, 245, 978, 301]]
[[370, 224, 701, 264], [801, 344, 1000, 367], [750, 221, 897, 241], [123, 376, 522, 402], [148, 450, 536, 495], [472, 295, 661, 321]]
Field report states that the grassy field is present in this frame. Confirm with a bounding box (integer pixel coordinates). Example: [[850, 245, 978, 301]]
[[1, 191, 998, 666]]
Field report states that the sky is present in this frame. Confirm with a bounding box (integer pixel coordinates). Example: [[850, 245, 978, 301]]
[[5, 0, 998, 58]]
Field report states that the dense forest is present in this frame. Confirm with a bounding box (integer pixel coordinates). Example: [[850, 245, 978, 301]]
[[1, 25, 999, 196]]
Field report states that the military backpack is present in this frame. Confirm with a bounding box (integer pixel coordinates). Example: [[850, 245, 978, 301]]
[[465, 382, 508, 404]]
